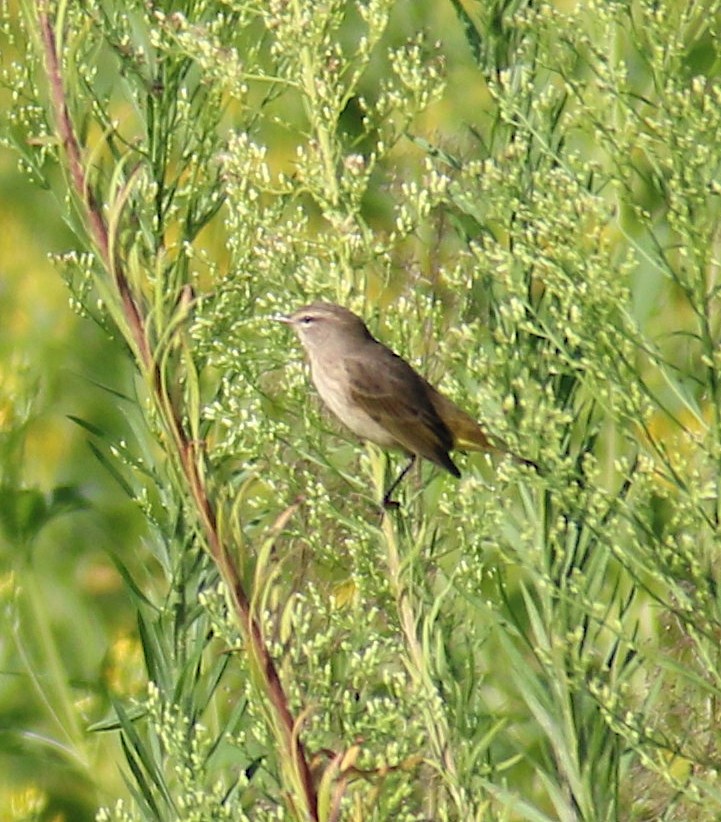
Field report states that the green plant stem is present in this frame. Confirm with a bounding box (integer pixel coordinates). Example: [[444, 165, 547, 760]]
[[15, 567, 89, 765], [373, 450, 465, 814]]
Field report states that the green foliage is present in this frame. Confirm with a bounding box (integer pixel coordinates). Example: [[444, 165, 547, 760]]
[[2, 0, 721, 819]]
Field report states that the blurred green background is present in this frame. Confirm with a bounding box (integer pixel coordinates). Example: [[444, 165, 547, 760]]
[[0, 95, 147, 819]]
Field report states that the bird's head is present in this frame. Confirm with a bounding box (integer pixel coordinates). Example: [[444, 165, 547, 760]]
[[279, 302, 372, 354]]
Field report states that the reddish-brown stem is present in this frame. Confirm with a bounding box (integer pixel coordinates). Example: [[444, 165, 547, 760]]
[[39, 9, 150, 369], [37, 7, 318, 819]]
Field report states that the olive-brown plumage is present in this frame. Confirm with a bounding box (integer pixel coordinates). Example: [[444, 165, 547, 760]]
[[281, 302, 532, 507]]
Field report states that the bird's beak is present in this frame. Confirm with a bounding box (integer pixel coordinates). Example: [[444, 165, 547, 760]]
[[273, 313, 292, 324]]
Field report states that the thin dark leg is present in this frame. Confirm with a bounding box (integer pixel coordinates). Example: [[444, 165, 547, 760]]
[[382, 454, 416, 510]]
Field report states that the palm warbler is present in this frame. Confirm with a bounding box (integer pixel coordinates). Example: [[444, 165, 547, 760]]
[[280, 301, 536, 508]]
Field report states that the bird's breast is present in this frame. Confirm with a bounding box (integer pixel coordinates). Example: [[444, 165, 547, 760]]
[[309, 359, 397, 447]]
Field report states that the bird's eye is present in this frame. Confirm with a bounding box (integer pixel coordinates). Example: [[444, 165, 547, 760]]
[[300, 315, 314, 325]]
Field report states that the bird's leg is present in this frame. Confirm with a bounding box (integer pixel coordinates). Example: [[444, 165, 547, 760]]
[[382, 454, 416, 510]]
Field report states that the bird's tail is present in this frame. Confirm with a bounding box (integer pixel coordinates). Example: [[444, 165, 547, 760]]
[[429, 388, 541, 473]]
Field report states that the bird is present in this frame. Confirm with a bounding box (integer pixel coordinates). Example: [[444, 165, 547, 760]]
[[280, 301, 537, 508]]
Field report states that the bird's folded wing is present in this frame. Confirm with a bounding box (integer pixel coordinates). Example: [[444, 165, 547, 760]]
[[346, 353, 455, 463]]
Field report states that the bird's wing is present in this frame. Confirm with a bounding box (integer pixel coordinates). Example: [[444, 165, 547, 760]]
[[346, 346, 459, 475]]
